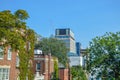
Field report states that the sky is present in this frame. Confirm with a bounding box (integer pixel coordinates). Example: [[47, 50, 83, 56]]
[[0, 0, 120, 48]]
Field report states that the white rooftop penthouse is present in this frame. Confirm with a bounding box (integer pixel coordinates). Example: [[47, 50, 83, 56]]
[[34, 49, 42, 54]]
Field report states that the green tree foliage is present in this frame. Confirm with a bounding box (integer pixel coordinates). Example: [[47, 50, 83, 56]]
[[51, 57, 59, 80], [88, 32, 120, 79], [35, 37, 68, 67], [0, 10, 35, 80], [14, 9, 29, 20], [0, 10, 16, 28], [71, 66, 87, 80]]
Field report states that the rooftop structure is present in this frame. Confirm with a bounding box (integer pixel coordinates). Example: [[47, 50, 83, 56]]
[[55, 28, 76, 53]]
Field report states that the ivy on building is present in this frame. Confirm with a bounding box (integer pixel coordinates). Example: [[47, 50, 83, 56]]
[[35, 37, 68, 67], [51, 57, 59, 80], [0, 10, 36, 80]]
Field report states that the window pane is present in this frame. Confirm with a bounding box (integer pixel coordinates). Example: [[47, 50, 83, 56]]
[[6, 69, 9, 79], [3, 69, 6, 80], [16, 56, 20, 67], [0, 68, 9, 80], [36, 63, 40, 71], [7, 48, 12, 60], [0, 46, 4, 59]]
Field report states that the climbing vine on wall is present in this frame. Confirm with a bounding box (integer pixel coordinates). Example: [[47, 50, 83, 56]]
[[0, 10, 36, 80], [51, 57, 59, 80]]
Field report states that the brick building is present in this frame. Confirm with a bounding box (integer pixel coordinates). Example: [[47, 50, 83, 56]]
[[33, 50, 57, 80], [59, 68, 69, 80], [0, 46, 71, 80], [0, 45, 19, 80]]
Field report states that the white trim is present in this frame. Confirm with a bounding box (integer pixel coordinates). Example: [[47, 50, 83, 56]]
[[0, 65, 10, 68], [34, 58, 49, 60], [0, 57, 3, 59]]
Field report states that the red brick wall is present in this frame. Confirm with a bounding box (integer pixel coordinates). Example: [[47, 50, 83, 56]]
[[33, 60, 45, 74], [59, 68, 69, 80], [0, 47, 19, 80], [33, 54, 55, 80]]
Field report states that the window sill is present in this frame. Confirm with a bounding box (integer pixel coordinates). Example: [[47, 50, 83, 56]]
[[7, 58, 11, 60], [0, 58, 3, 60]]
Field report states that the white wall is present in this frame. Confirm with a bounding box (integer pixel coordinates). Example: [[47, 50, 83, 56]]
[[69, 56, 83, 67]]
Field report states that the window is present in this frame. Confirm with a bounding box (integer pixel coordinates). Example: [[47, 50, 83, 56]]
[[59, 29, 66, 35], [36, 63, 40, 71], [0, 68, 10, 80], [16, 56, 19, 67], [28, 42, 31, 50], [7, 48, 12, 60], [0, 46, 4, 59]]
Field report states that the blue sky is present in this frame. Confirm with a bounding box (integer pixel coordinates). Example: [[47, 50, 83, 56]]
[[0, 0, 120, 48]]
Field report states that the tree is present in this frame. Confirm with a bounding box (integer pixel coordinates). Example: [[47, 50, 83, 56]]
[[14, 9, 29, 20], [71, 66, 87, 80], [35, 37, 68, 67], [51, 57, 59, 80], [0, 10, 35, 80], [88, 32, 120, 79]]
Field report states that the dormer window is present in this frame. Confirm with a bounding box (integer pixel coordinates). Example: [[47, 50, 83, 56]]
[[0, 46, 4, 59]]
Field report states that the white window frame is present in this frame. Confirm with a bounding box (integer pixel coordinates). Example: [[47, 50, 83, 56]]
[[16, 56, 20, 67], [7, 48, 12, 60], [0, 46, 4, 59], [0, 66, 10, 80]]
